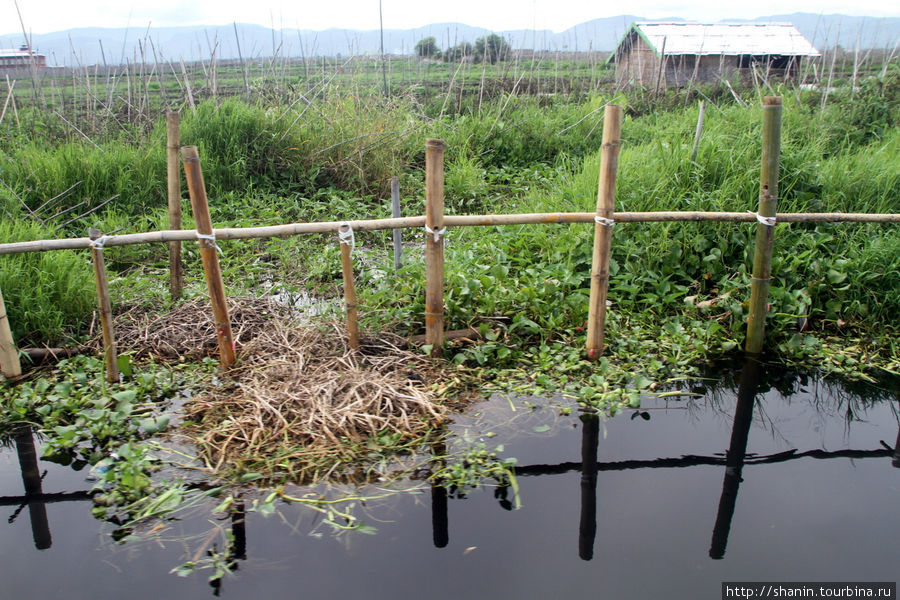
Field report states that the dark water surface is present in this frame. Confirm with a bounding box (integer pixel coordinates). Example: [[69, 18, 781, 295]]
[[2, 363, 898, 599]]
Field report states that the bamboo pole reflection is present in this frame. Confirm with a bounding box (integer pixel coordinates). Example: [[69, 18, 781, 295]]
[[13, 427, 52, 550], [709, 359, 762, 560], [431, 440, 449, 549], [892, 418, 900, 469], [209, 498, 247, 596], [579, 412, 600, 561]]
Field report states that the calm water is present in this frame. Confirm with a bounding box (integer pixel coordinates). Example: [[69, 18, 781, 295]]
[[2, 362, 898, 599]]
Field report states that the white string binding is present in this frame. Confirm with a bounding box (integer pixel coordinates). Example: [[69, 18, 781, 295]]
[[88, 235, 110, 250], [748, 211, 777, 227], [594, 215, 615, 227], [425, 224, 447, 243], [338, 222, 355, 251], [195, 231, 222, 252]]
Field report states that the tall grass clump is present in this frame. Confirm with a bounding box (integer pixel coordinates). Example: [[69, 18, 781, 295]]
[[0, 221, 94, 346], [0, 142, 165, 226]]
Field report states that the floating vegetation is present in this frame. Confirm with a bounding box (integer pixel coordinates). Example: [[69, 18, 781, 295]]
[[178, 313, 451, 480]]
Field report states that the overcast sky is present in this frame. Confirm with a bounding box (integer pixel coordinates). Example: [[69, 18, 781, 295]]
[[3, 0, 899, 36]]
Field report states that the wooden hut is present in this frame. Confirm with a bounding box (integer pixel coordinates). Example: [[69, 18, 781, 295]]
[[608, 22, 820, 88]]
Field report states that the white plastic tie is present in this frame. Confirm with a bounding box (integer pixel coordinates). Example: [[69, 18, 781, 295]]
[[594, 215, 615, 227], [338, 222, 355, 251], [89, 235, 110, 250], [425, 224, 447, 243], [195, 231, 222, 253], [748, 211, 777, 227]]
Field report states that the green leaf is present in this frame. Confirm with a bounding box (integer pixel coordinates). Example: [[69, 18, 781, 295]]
[[633, 375, 652, 390], [826, 269, 847, 284], [112, 390, 137, 403], [140, 415, 170, 434], [117, 355, 134, 379], [532, 424, 550, 433]]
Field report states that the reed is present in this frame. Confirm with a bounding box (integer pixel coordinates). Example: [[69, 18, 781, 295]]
[[424, 139, 445, 357], [746, 96, 782, 354], [0, 284, 21, 378], [338, 224, 360, 350], [181, 146, 236, 369], [88, 228, 119, 382], [586, 105, 623, 358], [166, 111, 183, 300]]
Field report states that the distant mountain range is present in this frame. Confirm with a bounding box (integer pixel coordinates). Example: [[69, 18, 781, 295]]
[[1, 13, 898, 67]]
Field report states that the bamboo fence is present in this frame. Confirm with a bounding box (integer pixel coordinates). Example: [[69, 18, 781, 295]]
[[1, 98, 900, 380]]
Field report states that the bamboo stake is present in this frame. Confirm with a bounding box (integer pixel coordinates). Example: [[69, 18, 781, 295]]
[[586, 105, 623, 359], [88, 229, 119, 383], [2, 211, 900, 257], [391, 176, 402, 271], [0, 284, 22, 378], [425, 139, 445, 357], [181, 146, 236, 369], [690, 100, 706, 163], [745, 96, 782, 355], [166, 111, 183, 300], [338, 224, 360, 351]]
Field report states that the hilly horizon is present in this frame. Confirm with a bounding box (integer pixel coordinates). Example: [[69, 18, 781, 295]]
[[1, 12, 898, 67]]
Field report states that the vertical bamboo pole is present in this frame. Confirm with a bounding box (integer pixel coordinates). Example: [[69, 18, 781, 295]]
[[338, 224, 360, 351], [586, 105, 623, 359], [424, 139, 445, 357], [89, 229, 119, 383], [166, 110, 183, 300], [745, 96, 782, 355], [181, 146, 236, 369], [391, 176, 402, 271], [0, 284, 22, 378], [690, 100, 706, 163]]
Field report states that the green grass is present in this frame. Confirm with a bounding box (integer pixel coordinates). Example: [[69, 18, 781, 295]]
[[0, 221, 94, 345]]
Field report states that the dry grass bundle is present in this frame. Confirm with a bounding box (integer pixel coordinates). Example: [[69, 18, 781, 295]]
[[181, 319, 448, 480], [102, 297, 295, 358]]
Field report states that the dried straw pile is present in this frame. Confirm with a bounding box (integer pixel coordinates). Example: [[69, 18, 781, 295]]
[[106, 297, 290, 359], [183, 323, 446, 478], [106, 297, 447, 479]]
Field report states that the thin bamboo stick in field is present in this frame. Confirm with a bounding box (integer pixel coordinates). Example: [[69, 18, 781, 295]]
[[232, 22, 251, 102], [179, 59, 196, 114], [586, 105, 623, 359], [2, 210, 900, 256], [0, 284, 22, 378], [166, 111, 183, 300], [424, 139, 445, 357], [181, 146, 236, 369], [391, 177, 402, 271], [338, 224, 360, 351], [0, 78, 15, 126], [88, 229, 119, 383], [746, 96, 782, 355], [654, 36, 667, 97], [691, 101, 706, 163]]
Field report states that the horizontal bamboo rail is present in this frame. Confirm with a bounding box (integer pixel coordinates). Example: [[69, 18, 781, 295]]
[[1, 211, 898, 256]]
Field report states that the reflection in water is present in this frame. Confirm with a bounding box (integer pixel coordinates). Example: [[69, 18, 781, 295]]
[[210, 498, 248, 596], [1, 365, 897, 596], [431, 484, 449, 549], [13, 427, 52, 550], [893, 416, 900, 469], [431, 440, 449, 548], [709, 359, 762, 560], [579, 413, 599, 561]]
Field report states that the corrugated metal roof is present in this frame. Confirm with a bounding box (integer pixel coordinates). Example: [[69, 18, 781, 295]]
[[632, 22, 820, 57], [0, 48, 43, 58]]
